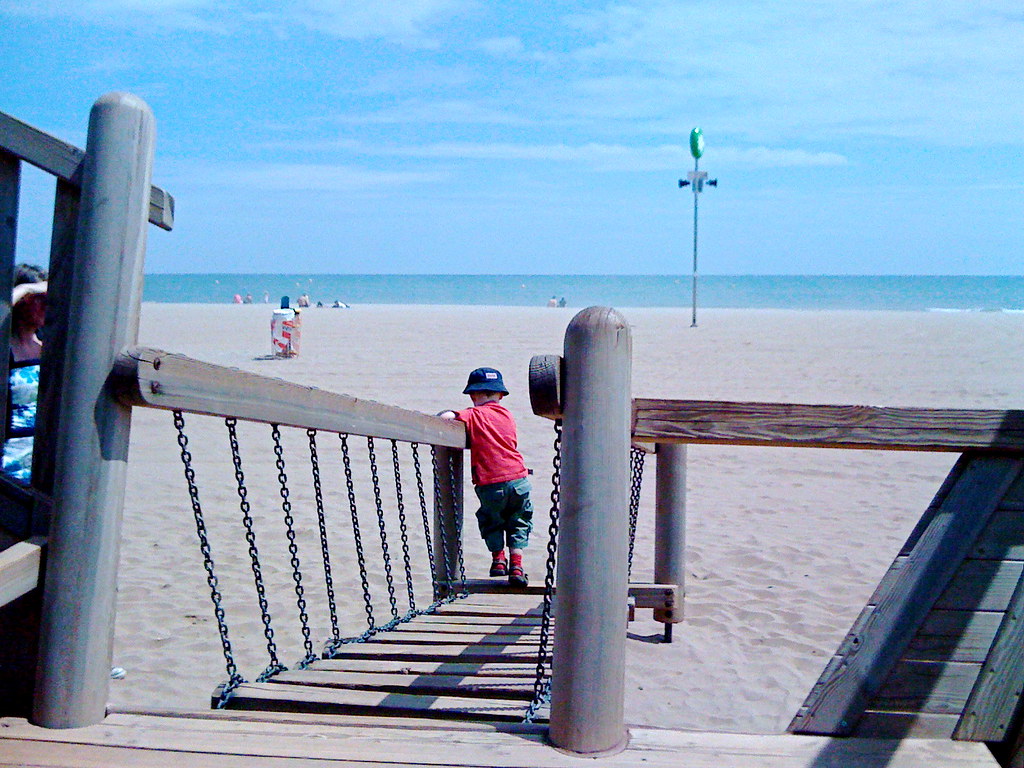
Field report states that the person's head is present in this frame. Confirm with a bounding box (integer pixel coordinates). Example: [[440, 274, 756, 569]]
[[14, 263, 47, 287], [11, 280, 47, 335], [462, 367, 508, 404]]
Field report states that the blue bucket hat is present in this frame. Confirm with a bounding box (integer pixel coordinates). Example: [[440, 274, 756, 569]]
[[463, 367, 509, 395]]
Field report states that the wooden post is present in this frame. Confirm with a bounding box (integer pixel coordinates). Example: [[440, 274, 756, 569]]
[[549, 306, 632, 755], [0, 149, 19, 448], [432, 447, 464, 599], [654, 443, 686, 626], [32, 93, 155, 728]]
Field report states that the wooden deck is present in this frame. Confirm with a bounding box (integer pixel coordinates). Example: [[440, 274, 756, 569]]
[[0, 709, 1001, 767]]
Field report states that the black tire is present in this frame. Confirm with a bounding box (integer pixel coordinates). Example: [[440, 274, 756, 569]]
[[529, 354, 563, 419]]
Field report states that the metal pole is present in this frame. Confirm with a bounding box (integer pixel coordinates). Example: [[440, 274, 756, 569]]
[[33, 93, 156, 728], [690, 158, 699, 328], [549, 306, 632, 756], [432, 446, 464, 599], [654, 443, 686, 633]]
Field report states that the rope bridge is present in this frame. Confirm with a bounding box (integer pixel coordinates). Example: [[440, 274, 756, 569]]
[[169, 402, 648, 723]]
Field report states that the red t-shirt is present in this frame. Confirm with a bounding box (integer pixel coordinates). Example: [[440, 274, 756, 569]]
[[455, 401, 528, 486]]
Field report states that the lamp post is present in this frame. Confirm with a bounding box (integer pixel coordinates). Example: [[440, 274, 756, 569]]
[[678, 127, 716, 327]]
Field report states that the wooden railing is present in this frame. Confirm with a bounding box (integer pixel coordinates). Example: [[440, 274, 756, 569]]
[[633, 399, 1024, 453]]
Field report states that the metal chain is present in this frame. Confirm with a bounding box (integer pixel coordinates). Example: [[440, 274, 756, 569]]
[[447, 450, 468, 596], [429, 445, 457, 600], [271, 425, 317, 667], [411, 443, 438, 601], [225, 418, 284, 681], [628, 447, 645, 579], [391, 439, 417, 611], [308, 428, 340, 643], [524, 419, 562, 723], [173, 411, 246, 706], [368, 437, 400, 620], [340, 434, 374, 634]]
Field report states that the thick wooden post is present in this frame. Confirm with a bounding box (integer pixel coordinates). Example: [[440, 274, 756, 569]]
[[549, 306, 632, 755], [654, 443, 686, 625], [33, 93, 155, 728], [432, 446, 464, 598]]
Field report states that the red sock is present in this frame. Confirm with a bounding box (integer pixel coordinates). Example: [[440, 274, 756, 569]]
[[510, 552, 523, 569], [492, 550, 507, 564]]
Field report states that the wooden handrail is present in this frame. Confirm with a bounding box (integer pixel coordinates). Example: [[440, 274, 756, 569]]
[[0, 110, 173, 230], [0, 536, 45, 609], [112, 346, 467, 448], [633, 398, 1024, 452]]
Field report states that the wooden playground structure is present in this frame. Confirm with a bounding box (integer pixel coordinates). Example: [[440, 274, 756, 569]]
[[1, 94, 1022, 766]]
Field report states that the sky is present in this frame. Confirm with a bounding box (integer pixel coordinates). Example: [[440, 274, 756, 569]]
[[2, 0, 1023, 275]]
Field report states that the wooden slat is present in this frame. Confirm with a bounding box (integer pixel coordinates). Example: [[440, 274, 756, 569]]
[[373, 630, 540, 645], [111, 347, 466, 447], [956, 562, 1024, 740], [971, 510, 1024, 560], [0, 109, 174, 230], [0, 149, 18, 450], [904, 610, 1003, 664], [934, 560, 1023, 612], [218, 680, 535, 722], [314, 658, 539, 677], [0, 537, 44, 607], [871, 660, 982, 715], [633, 398, 1024, 452], [461, 578, 677, 610], [856, 710, 961, 739], [790, 455, 1022, 735], [269, 669, 534, 700], [322, 642, 539, 664]]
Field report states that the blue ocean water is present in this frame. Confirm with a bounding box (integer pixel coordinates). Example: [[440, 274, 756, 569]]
[[142, 274, 1024, 312]]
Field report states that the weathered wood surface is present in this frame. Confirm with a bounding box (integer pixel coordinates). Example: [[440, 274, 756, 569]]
[[0, 149, 17, 450], [0, 536, 44, 608], [956, 564, 1024, 741], [791, 455, 1022, 736], [633, 399, 1024, 452], [871, 660, 981, 715], [0, 108, 174, 230], [223, 594, 546, 722], [0, 711, 1001, 767], [112, 346, 466, 448], [462, 578, 677, 611]]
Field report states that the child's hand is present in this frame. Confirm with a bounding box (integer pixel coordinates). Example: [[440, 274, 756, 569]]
[[437, 410, 457, 420]]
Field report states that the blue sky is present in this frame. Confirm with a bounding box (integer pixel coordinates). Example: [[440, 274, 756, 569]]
[[2, 0, 1023, 275]]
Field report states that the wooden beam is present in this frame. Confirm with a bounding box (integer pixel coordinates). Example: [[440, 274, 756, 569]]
[[0, 109, 174, 230], [0, 537, 45, 608], [111, 346, 466, 448], [633, 398, 1024, 452]]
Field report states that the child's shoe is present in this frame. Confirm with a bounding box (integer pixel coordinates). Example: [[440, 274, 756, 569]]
[[508, 553, 528, 588], [489, 550, 508, 577]]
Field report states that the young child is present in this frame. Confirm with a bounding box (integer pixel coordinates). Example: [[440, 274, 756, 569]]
[[440, 367, 533, 587]]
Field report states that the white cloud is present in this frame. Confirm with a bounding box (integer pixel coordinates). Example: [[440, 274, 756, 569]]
[[378, 141, 847, 171], [286, 0, 472, 44], [190, 162, 444, 191], [477, 36, 525, 57]]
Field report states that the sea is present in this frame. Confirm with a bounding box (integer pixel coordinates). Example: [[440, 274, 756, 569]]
[[142, 274, 1024, 312]]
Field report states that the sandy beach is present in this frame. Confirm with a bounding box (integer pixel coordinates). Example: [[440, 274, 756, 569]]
[[107, 302, 1024, 735]]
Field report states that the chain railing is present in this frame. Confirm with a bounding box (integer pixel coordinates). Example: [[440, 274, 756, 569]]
[[171, 409, 467, 705]]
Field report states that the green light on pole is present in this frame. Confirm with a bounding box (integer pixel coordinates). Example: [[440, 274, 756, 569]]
[[678, 127, 716, 327]]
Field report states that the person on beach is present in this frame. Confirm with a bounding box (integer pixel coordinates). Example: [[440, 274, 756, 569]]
[[440, 367, 533, 588], [4, 268, 47, 483]]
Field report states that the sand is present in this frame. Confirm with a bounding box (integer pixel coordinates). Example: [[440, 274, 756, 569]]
[[106, 302, 1024, 735]]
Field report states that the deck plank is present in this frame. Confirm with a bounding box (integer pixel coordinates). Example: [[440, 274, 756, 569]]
[[0, 712, 1001, 767]]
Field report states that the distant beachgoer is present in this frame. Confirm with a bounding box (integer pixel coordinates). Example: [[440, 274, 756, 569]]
[[263, 291, 269, 303], [316, 301, 323, 307], [233, 293, 242, 304], [547, 296, 557, 308], [297, 293, 311, 308], [558, 297, 566, 308], [243, 293, 253, 304]]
